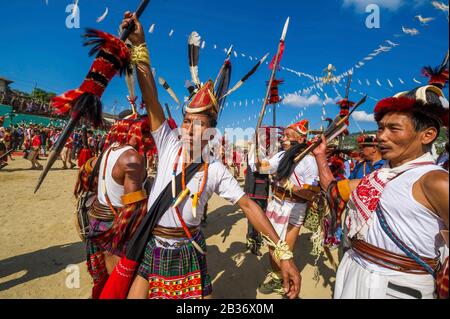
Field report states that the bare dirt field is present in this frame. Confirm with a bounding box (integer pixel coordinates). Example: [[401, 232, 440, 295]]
[[0, 157, 335, 299]]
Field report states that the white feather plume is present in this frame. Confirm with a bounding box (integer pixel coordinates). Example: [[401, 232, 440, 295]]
[[96, 7, 108, 23]]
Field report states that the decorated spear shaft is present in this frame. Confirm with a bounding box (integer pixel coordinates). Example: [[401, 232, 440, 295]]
[[120, 0, 151, 41], [294, 94, 367, 163], [165, 103, 172, 119], [0, 149, 13, 162], [344, 72, 353, 100], [255, 17, 289, 160], [328, 95, 367, 135], [256, 18, 289, 131], [34, 0, 151, 194]]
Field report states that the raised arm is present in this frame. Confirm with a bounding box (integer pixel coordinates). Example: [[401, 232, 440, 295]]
[[120, 12, 166, 131]]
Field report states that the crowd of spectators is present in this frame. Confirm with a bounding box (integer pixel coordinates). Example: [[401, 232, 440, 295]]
[[0, 120, 107, 170], [0, 90, 65, 118]]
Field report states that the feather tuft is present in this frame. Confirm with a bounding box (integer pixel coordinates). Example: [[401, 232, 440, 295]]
[[188, 32, 201, 87], [83, 28, 130, 75]]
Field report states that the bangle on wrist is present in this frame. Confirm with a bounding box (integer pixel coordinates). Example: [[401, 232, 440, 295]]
[[262, 234, 294, 263], [131, 43, 150, 66]]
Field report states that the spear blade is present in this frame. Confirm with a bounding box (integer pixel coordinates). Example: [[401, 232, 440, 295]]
[[281, 17, 290, 42]]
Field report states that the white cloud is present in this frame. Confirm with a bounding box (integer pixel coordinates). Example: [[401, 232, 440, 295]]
[[283, 94, 321, 107], [324, 96, 340, 104], [343, 0, 426, 12], [352, 111, 375, 122], [282, 94, 339, 108]]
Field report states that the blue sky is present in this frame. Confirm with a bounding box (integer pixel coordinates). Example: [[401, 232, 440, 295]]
[[0, 0, 448, 133]]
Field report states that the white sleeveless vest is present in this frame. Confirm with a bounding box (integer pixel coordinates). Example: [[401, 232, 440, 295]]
[[97, 146, 134, 208], [354, 164, 448, 272]]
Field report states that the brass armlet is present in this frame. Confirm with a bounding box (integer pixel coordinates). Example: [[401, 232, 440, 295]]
[[337, 180, 351, 202], [121, 189, 148, 205]]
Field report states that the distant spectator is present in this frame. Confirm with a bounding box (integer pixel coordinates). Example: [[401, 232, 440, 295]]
[[40, 128, 48, 156], [27, 129, 43, 170]]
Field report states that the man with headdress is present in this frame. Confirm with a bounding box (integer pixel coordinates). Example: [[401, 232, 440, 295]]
[[336, 98, 355, 136], [61, 133, 76, 169], [244, 126, 279, 257], [254, 120, 320, 295], [312, 57, 449, 299], [74, 110, 155, 299], [349, 134, 385, 179], [26, 128, 43, 170], [77, 126, 94, 168], [120, 13, 300, 300], [232, 145, 242, 178], [326, 140, 348, 181]]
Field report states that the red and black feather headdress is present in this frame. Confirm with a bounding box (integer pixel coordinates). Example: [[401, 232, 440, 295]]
[[103, 112, 154, 156], [374, 52, 449, 127], [51, 29, 131, 127], [422, 52, 449, 89]]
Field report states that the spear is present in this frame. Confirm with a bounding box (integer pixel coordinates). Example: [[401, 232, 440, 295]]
[[255, 17, 289, 160], [34, 0, 151, 194], [158, 77, 181, 105], [344, 71, 353, 100], [165, 103, 173, 119], [0, 149, 13, 162], [294, 94, 367, 163], [125, 67, 138, 115]]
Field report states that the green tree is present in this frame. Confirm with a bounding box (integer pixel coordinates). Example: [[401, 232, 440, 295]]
[[31, 88, 56, 103]]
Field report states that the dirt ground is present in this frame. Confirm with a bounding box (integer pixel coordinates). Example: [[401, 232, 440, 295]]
[[0, 157, 336, 299]]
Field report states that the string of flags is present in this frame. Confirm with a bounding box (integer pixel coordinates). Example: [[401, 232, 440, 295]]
[[214, 70, 424, 128], [354, 40, 399, 70], [45, 1, 447, 131]]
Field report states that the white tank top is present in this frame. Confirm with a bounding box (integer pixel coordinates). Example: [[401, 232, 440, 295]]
[[355, 164, 448, 273], [97, 145, 134, 208]]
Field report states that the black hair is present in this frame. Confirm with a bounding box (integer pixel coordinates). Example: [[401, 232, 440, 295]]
[[375, 88, 444, 141], [208, 116, 217, 128], [118, 109, 134, 120], [410, 109, 441, 134], [403, 88, 444, 134], [275, 141, 308, 181]]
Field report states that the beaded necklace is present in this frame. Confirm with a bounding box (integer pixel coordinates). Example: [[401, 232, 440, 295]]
[[170, 146, 209, 255], [172, 146, 209, 218]]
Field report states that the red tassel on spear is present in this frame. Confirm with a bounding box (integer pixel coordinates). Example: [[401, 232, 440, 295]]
[[255, 17, 290, 161], [34, 0, 151, 193]]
